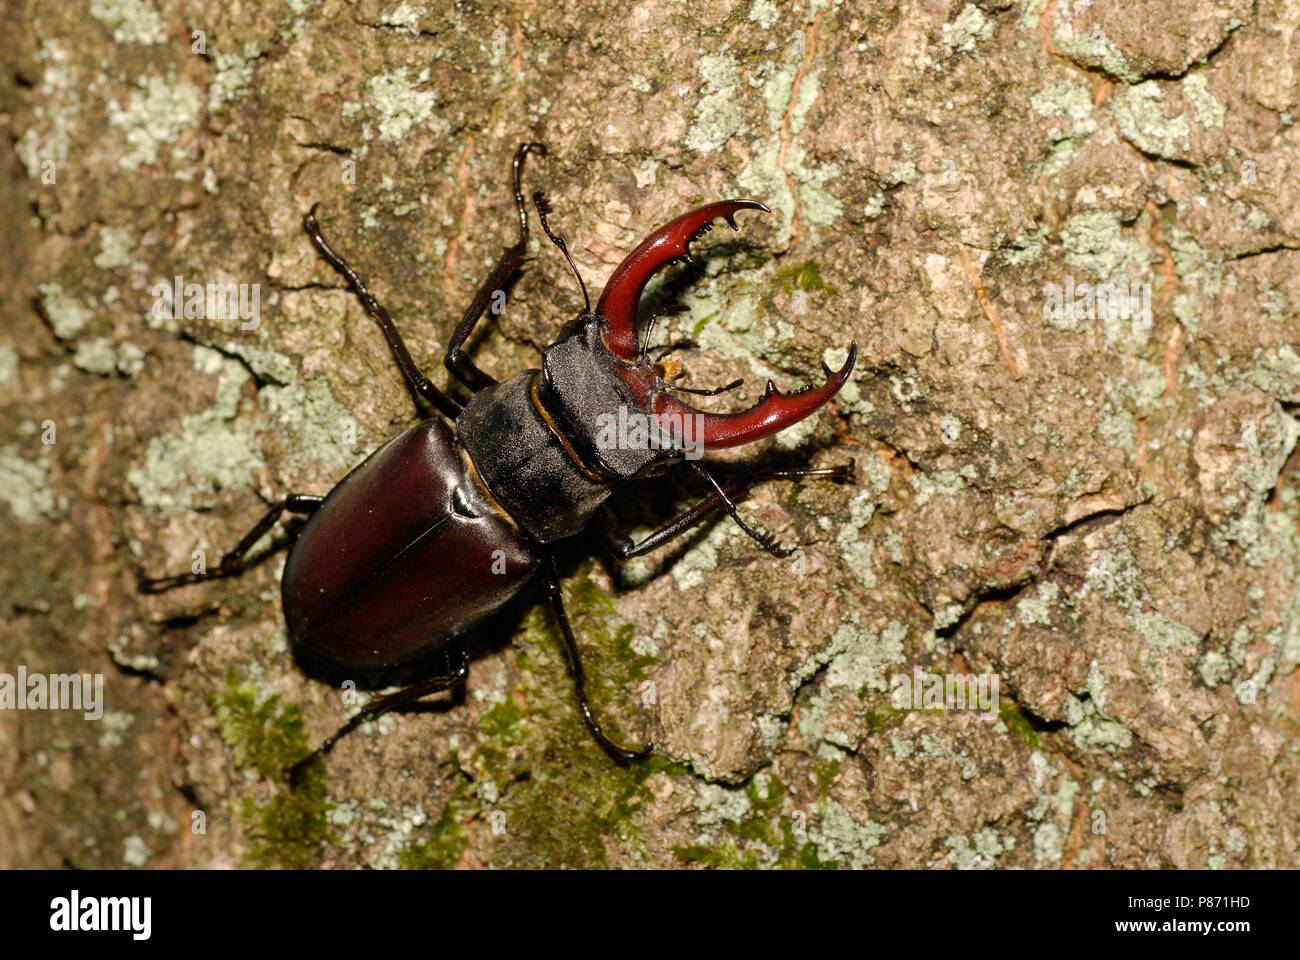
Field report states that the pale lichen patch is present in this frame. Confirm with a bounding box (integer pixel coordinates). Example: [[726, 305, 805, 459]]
[[106, 74, 202, 170]]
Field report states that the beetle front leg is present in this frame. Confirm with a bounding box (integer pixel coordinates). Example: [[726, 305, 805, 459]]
[[138, 494, 324, 593], [443, 142, 546, 393], [303, 206, 462, 420], [598, 462, 854, 560], [542, 555, 653, 765], [288, 646, 470, 786]]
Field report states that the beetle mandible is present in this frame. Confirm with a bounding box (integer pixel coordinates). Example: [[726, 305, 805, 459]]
[[141, 143, 857, 776]]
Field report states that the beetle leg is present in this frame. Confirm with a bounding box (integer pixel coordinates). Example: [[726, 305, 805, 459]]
[[138, 494, 324, 593], [288, 646, 470, 786], [443, 142, 547, 393], [303, 206, 462, 421], [541, 555, 653, 765], [690, 463, 792, 557], [596, 461, 854, 559]]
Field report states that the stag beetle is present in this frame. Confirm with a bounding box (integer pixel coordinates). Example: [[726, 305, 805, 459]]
[[141, 143, 856, 777]]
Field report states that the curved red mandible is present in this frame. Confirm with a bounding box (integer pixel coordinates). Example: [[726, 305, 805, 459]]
[[653, 344, 857, 449], [595, 200, 770, 360]]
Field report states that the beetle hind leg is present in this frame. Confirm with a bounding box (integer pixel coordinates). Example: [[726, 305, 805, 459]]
[[288, 646, 470, 786], [138, 494, 323, 593], [542, 556, 653, 765]]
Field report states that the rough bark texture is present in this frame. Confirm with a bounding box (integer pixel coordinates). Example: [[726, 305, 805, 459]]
[[2, 0, 1298, 869]]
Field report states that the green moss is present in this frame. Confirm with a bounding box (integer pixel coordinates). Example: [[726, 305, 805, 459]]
[[444, 578, 677, 867], [212, 671, 332, 868], [671, 844, 728, 867], [513, 561, 657, 747], [398, 780, 469, 870], [672, 812, 839, 868], [564, 572, 658, 682], [999, 698, 1041, 750], [479, 697, 525, 744], [235, 777, 329, 870], [865, 707, 907, 734], [670, 832, 834, 870], [776, 260, 838, 296], [213, 670, 309, 777], [669, 772, 845, 869]]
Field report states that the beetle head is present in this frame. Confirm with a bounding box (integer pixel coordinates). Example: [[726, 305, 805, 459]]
[[538, 315, 694, 481]]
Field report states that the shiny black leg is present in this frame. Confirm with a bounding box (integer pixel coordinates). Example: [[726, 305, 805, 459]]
[[288, 645, 470, 785], [541, 554, 652, 764], [303, 207, 462, 420], [443, 142, 546, 393], [139, 494, 324, 593], [598, 461, 854, 559]]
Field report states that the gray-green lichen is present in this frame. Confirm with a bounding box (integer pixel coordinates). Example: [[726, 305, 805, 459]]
[[942, 5, 994, 54], [1182, 73, 1225, 129], [210, 43, 262, 114], [810, 798, 885, 869], [1053, 25, 1140, 83], [128, 346, 263, 510], [1060, 211, 1147, 282], [73, 338, 145, 377], [1063, 693, 1133, 752], [89, 0, 167, 46], [367, 68, 443, 141], [795, 615, 906, 696], [683, 42, 843, 242], [946, 828, 1010, 869], [39, 283, 94, 340], [1111, 82, 1190, 159], [93, 226, 135, 272], [0, 447, 55, 523], [669, 514, 735, 590], [911, 468, 971, 506], [106, 73, 202, 170], [0, 345, 18, 384], [685, 54, 743, 155]]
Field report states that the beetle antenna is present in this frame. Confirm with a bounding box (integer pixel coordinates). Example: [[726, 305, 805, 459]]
[[639, 303, 690, 362], [532, 190, 590, 313]]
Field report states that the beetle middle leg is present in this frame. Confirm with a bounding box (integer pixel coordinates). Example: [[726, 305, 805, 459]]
[[139, 494, 324, 592], [542, 555, 653, 764], [288, 645, 470, 785]]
